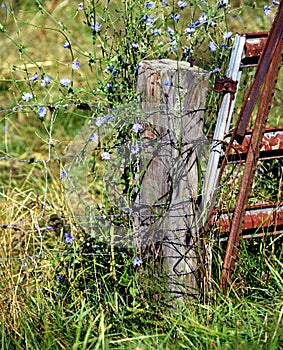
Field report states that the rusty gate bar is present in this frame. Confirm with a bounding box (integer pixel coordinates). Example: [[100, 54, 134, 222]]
[[211, 203, 283, 234], [201, 30, 278, 226], [225, 126, 283, 162], [235, 1, 283, 143], [241, 32, 268, 68], [220, 3, 283, 295], [202, 32, 275, 233]]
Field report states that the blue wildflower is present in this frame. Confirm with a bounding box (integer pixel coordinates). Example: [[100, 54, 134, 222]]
[[264, 5, 271, 15], [221, 43, 228, 49], [105, 65, 118, 76], [185, 25, 195, 34], [210, 67, 220, 74], [2, 125, 7, 131], [45, 226, 52, 230], [101, 151, 110, 160], [106, 82, 112, 89], [219, 0, 228, 6], [198, 13, 207, 23], [170, 39, 178, 51], [132, 123, 142, 133], [184, 46, 191, 53], [162, 80, 171, 86], [162, 0, 170, 5], [89, 133, 99, 142], [64, 232, 74, 243], [29, 73, 39, 81], [72, 60, 80, 70], [38, 107, 47, 118], [63, 41, 71, 48], [60, 78, 72, 87], [106, 64, 115, 72], [92, 22, 102, 32], [145, 1, 155, 8], [167, 26, 174, 35], [183, 46, 192, 61], [151, 28, 160, 35], [273, 1, 279, 5], [172, 13, 180, 21], [208, 41, 218, 51], [61, 169, 66, 181], [223, 31, 233, 40], [105, 115, 115, 123], [133, 257, 143, 266], [57, 275, 64, 282], [131, 144, 140, 154], [143, 14, 156, 27], [132, 43, 139, 49], [41, 76, 51, 87], [177, 1, 187, 9], [95, 115, 114, 127], [22, 92, 33, 101], [95, 116, 106, 127]]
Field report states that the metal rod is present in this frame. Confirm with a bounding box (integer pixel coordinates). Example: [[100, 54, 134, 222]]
[[200, 35, 246, 222]]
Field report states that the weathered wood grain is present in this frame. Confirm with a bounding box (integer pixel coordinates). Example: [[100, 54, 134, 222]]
[[135, 59, 209, 298]]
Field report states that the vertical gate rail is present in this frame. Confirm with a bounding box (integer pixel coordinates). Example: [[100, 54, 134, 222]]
[[200, 34, 245, 222], [220, 1, 283, 295]]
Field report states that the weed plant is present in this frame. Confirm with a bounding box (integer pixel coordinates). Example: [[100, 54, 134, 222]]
[[0, 0, 282, 349]]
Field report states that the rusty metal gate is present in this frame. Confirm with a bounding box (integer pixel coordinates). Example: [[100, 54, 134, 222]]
[[202, 1, 283, 295]]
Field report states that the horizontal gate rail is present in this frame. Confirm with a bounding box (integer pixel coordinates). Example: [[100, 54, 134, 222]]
[[241, 32, 268, 68], [211, 203, 283, 236], [225, 126, 283, 162]]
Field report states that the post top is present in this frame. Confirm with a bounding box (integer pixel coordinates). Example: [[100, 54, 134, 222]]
[[139, 59, 208, 74]]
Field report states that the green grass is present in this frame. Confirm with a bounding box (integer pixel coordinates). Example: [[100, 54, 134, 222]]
[[1, 274, 282, 349], [0, 1, 282, 349]]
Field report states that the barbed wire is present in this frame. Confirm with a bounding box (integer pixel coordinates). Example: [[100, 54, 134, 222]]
[[0, 101, 219, 265], [2, 98, 279, 267], [0, 102, 208, 116]]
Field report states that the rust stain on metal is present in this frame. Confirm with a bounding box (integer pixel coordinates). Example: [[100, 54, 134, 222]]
[[244, 32, 268, 58], [220, 1, 283, 295], [213, 77, 238, 94], [245, 31, 269, 39], [261, 131, 283, 151], [235, 4, 283, 144], [241, 32, 269, 67], [226, 127, 283, 161], [211, 203, 283, 233]]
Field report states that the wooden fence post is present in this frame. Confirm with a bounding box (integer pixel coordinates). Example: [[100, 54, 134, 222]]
[[135, 59, 209, 298]]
